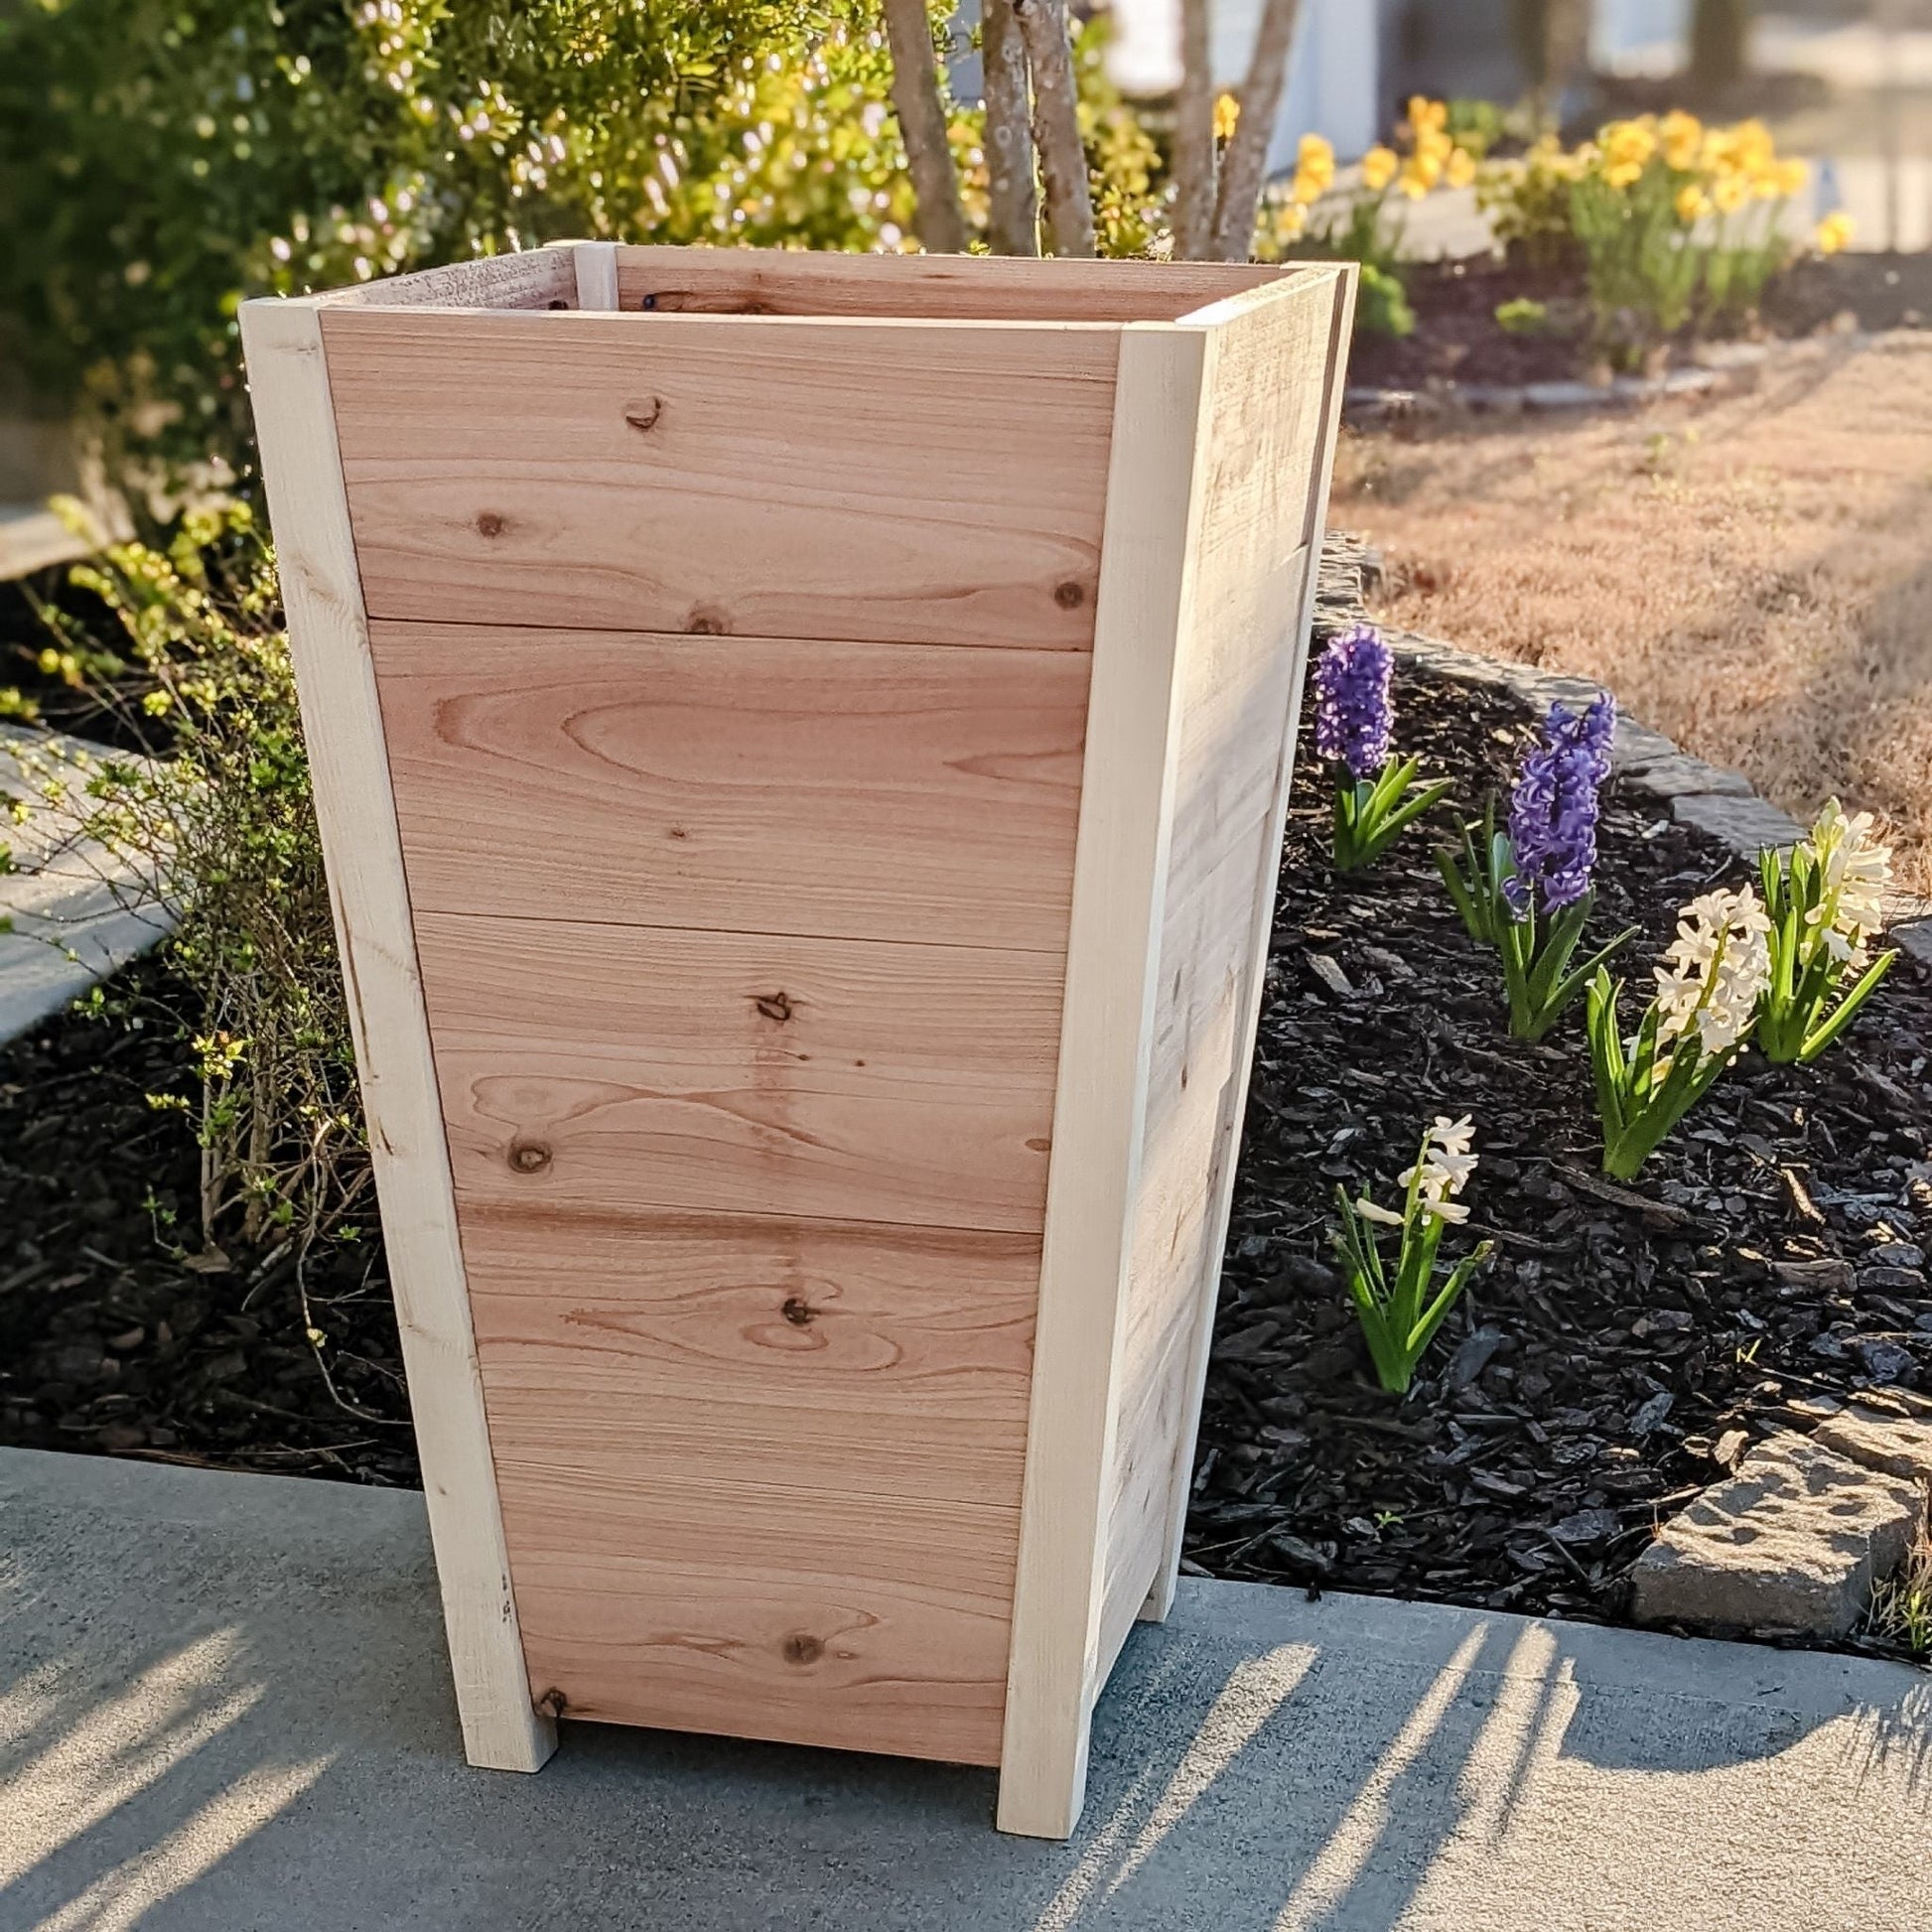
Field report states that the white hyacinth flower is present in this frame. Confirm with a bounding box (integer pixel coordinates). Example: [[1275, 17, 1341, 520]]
[[1800, 797, 1890, 968], [1654, 885, 1773, 1066], [1398, 1114, 1478, 1225], [1355, 1197, 1404, 1226]]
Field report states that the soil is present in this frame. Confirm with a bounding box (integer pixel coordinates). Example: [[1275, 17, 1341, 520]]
[[1346, 251, 1932, 393], [0, 965, 416, 1482], [3, 637, 1929, 1656], [1184, 651, 1932, 1661]]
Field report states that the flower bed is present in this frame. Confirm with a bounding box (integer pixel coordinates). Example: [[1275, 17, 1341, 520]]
[[1184, 656, 1932, 1662], [4, 569, 1930, 1666]]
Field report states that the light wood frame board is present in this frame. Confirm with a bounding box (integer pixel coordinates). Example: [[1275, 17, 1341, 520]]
[[240, 244, 1355, 1839]]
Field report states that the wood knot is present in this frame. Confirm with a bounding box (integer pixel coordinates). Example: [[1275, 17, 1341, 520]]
[[508, 1140, 552, 1174], [782, 1632, 824, 1667], [781, 1297, 816, 1327], [754, 991, 794, 1024], [623, 396, 664, 433], [534, 1686, 568, 1719], [546, 299, 569, 311], [1053, 580, 1086, 610], [686, 605, 730, 635], [476, 511, 507, 538], [638, 292, 659, 310], [1026, 1136, 1052, 1154]]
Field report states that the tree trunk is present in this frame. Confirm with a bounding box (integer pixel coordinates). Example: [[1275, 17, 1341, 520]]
[[1171, 0, 1217, 260], [982, 0, 1039, 255], [1209, 0, 1303, 263], [1510, 0, 1590, 125], [1689, 0, 1750, 101], [1012, 0, 1096, 258], [883, 0, 969, 254]]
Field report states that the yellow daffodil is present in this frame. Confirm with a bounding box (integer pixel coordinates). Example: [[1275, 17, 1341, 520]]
[[1675, 182, 1711, 222], [1601, 117, 1657, 174], [1659, 109, 1702, 171], [1815, 209, 1855, 254], [1446, 146, 1477, 189], [1213, 91, 1240, 142], [1272, 201, 1309, 241], [1399, 152, 1442, 199], [1768, 156, 1809, 198], [1292, 131, 1335, 204], [1361, 143, 1399, 192], [1603, 161, 1644, 190], [1711, 171, 1748, 213], [1406, 94, 1448, 137]]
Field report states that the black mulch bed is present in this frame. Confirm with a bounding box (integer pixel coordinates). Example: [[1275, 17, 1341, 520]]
[[1185, 661, 1932, 1660], [1346, 250, 1932, 394], [5, 648, 1932, 1663], [0, 964, 417, 1483]]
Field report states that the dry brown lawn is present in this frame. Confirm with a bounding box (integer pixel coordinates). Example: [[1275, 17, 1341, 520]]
[[1332, 335, 1932, 893]]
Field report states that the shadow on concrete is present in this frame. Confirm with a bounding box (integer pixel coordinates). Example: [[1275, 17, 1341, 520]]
[[4, 1449, 1929, 1931]]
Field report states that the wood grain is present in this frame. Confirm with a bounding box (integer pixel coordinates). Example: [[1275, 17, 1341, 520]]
[[995, 323, 1210, 1839], [499, 1465, 1016, 1764], [462, 1201, 1037, 1508], [1132, 267, 1359, 1623], [613, 246, 1306, 322], [314, 246, 578, 311], [323, 307, 1118, 646], [236, 297, 554, 1773], [370, 621, 1087, 952], [415, 911, 1063, 1235]]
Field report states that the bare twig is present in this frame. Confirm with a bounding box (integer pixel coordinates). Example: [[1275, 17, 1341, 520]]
[[1209, 0, 1303, 262], [1171, 0, 1218, 259], [981, 0, 1039, 255], [1012, 0, 1095, 257], [882, 0, 968, 254]]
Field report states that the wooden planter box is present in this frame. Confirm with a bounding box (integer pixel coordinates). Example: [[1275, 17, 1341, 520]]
[[240, 244, 1354, 1838]]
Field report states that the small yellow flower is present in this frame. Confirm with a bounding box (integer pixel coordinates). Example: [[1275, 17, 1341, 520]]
[[1603, 161, 1644, 190], [1659, 109, 1703, 171], [1446, 146, 1477, 189], [1361, 143, 1399, 192], [1406, 94, 1448, 137], [1398, 153, 1441, 199], [1602, 117, 1657, 172], [1711, 171, 1748, 213], [1213, 91, 1240, 143], [1769, 156, 1809, 198], [1814, 209, 1856, 254], [1675, 182, 1711, 222], [1292, 131, 1335, 204]]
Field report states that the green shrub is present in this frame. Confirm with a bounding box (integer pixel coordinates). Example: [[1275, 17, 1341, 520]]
[[0, 1, 919, 492], [14, 505, 364, 1262], [1493, 296, 1553, 336]]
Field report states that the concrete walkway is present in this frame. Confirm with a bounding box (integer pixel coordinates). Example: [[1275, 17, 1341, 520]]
[[2, 1449, 1927, 1930], [0, 724, 171, 1043]]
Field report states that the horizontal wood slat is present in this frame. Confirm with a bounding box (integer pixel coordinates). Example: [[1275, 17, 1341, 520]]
[[499, 1465, 1016, 1764], [462, 1201, 1036, 1509], [370, 621, 1088, 952], [613, 247, 1307, 323], [322, 308, 1118, 647], [415, 911, 1062, 1235]]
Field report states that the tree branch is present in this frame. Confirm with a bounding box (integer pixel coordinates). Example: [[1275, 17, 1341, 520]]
[[1171, 0, 1217, 259], [1012, 0, 1095, 258], [1209, 0, 1304, 262], [982, 0, 1039, 255], [883, 0, 968, 254]]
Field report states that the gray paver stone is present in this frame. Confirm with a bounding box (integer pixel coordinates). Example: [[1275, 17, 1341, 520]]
[[1620, 756, 1756, 801], [1631, 1433, 1923, 1637], [1813, 1408, 1932, 1487], [1670, 789, 1804, 859]]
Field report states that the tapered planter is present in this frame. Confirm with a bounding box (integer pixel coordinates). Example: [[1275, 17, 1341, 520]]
[[239, 244, 1355, 1838]]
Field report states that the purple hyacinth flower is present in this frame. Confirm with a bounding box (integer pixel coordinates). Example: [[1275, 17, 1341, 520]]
[[1313, 623, 1394, 780], [1503, 694, 1615, 917]]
